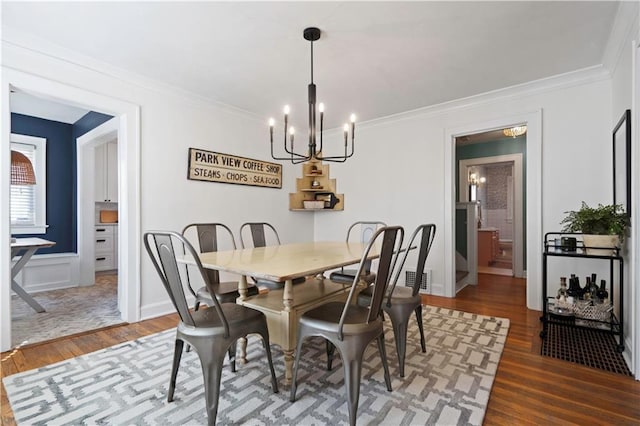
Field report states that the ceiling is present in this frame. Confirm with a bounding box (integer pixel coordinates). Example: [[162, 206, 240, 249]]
[[2, 1, 620, 130], [11, 90, 89, 124]]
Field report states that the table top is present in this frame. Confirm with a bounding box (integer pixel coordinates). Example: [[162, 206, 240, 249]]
[[11, 237, 56, 249], [195, 241, 375, 282]]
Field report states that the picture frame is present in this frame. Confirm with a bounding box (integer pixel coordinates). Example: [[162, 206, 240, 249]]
[[612, 109, 631, 218]]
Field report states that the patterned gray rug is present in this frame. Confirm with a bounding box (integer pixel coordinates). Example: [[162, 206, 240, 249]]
[[4, 306, 509, 425], [11, 273, 122, 347]]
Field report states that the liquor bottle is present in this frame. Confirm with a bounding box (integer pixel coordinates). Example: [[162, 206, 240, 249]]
[[556, 277, 568, 302], [582, 277, 592, 300], [589, 275, 599, 303], [566, 276, 581, 302], [596, 280, 609, 304]]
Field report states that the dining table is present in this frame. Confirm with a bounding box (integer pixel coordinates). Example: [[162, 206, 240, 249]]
[[10, 237, 56, 313], [190, 240, 378, 383]]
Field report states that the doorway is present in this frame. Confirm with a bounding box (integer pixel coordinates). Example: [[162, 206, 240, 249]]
[[1, 69, 141, 352], [458, 152, 525, 279], [7, 92, 123, 347]]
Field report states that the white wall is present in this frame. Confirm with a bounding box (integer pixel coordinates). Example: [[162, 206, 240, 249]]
[[608, 2, 639, 378], [316, 71, 612, 298], [1, 35, 314, 329]]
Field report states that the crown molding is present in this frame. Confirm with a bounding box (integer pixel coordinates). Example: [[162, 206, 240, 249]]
[[358, 65, 610, 130], [602, 1, 640, 74]]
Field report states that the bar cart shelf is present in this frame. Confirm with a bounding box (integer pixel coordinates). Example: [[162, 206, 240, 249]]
[[540, 232, 624, 353]]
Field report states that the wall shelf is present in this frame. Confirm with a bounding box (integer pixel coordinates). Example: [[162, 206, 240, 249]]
[[289, 159, 344, 211]]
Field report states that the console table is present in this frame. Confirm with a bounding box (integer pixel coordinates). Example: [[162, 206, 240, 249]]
[[11, 237, 56, 313]]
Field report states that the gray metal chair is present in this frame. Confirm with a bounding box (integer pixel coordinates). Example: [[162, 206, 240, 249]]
[[143, 231, 278, 425], [357, 223, 436, 377], [239, 222, 305, 288], [239, 222, 281, 249], [290, 226, 404, 426], [182, 223, 258, 305], [329, 221, 387, 285]]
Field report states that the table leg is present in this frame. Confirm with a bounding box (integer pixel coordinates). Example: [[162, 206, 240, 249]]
[[283, 348, 294, 384], [11, 247, 46, 313], [283, 278, 293, 311], [238, 275, 248, 363]]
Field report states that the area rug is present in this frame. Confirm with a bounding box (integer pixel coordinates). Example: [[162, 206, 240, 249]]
[[11, 273, 122, 347], [541, 322, 631, 376], [4, 306, 509, 425]]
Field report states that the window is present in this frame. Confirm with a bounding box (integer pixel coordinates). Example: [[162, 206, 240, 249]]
[[11, 134, 47, 234]]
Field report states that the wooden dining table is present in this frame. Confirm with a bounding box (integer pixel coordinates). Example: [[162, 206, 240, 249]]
[[192, 241, 377, 383]]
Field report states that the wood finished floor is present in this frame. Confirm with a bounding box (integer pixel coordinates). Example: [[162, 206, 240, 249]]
[[2, 273, 639, 425]]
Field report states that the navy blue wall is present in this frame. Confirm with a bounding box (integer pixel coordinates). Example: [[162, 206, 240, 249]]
[[72, 112, 113, 138], [11, 112, 113, 254], [11, 113, 74, 254]]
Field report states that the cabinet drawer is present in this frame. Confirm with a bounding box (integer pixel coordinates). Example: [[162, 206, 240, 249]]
[[95, 226, 115, 236], [95, 234, 114, 253], [95, 254, 115, 271]]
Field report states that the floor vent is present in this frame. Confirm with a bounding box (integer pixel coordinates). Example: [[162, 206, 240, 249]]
[[405, 269, 432, 294]]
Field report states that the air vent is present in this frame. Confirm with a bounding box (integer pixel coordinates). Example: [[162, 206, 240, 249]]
[[405, 269, 432, 294]]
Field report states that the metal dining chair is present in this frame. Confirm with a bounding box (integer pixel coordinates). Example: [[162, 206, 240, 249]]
[[182, 223, 258, 306], [329, 221, 387, 285], [143, 231, 279, 425], [357, 223, 436, 377], [239, 222, 305, 288], [290, 225, 404, 426], [239, 222, 281, 249]]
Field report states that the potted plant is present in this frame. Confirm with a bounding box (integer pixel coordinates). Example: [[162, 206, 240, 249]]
[[560, 202, 629, 254]]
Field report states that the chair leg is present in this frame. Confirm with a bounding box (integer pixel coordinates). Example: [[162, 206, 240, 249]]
[[193, 341, 227, 426], [326, 340, 336, 371], [376, 333, 392, 391], [341, 346, 364, 426], [228, 340, 237, 373], [414, 305, 426, 353], [168, 339, 184, 402], [392, 318, 410, 378], [289, 330, 307, 402], [259, 332, 279, 394]]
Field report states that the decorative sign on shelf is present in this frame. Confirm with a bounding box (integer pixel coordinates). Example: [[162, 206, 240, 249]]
[[188, 148, 282, 188]]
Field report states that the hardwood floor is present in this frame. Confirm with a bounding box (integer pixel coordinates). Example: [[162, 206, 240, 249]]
[[2, 273, 639, 425]]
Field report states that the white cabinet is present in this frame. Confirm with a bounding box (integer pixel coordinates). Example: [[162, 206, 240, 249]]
[[95, 225, 118, 271], [95, 141, 118, 203]]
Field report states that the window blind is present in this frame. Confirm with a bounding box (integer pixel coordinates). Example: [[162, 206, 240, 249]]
[[10, 143, 37, 226]]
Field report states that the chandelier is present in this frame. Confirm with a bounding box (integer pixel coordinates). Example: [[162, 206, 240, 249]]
[[269, 27, 356, 164], [503, 125, 527, 138]]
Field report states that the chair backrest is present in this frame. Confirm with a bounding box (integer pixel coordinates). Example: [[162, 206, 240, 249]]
[[338, 225, 404, 340], [345, 221, 386, 272], [182, 223, 236, 285], [143, 230, 230, 335], [387, 224, 436, 299], [239, 222, 281, 249]]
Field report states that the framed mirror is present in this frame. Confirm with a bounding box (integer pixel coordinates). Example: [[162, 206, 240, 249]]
[[613, 109, 631, 218]]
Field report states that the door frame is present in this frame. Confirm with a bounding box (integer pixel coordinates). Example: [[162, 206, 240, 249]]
[[1, 69, 141, 351], [459, 155, 524, 278], [77, 118, 119, 289], [444, 110, 542, 310]]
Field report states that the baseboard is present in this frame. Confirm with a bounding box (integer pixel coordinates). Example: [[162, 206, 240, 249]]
[[140, 294, 196, 322], [11, 253, 80, 293]]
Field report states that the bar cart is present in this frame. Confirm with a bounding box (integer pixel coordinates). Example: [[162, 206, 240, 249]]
[[540, 232, 624, 353]]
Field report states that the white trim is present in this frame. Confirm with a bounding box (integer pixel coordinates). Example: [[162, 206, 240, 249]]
[[602, 1, 640, 74], [459, 154, 524, 278], [633, 41, 640, 380], [77, 118, 119, 290], [1, 69, 141, 352], [444, 110, 542, 310], [11, 252, 80, 293]]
